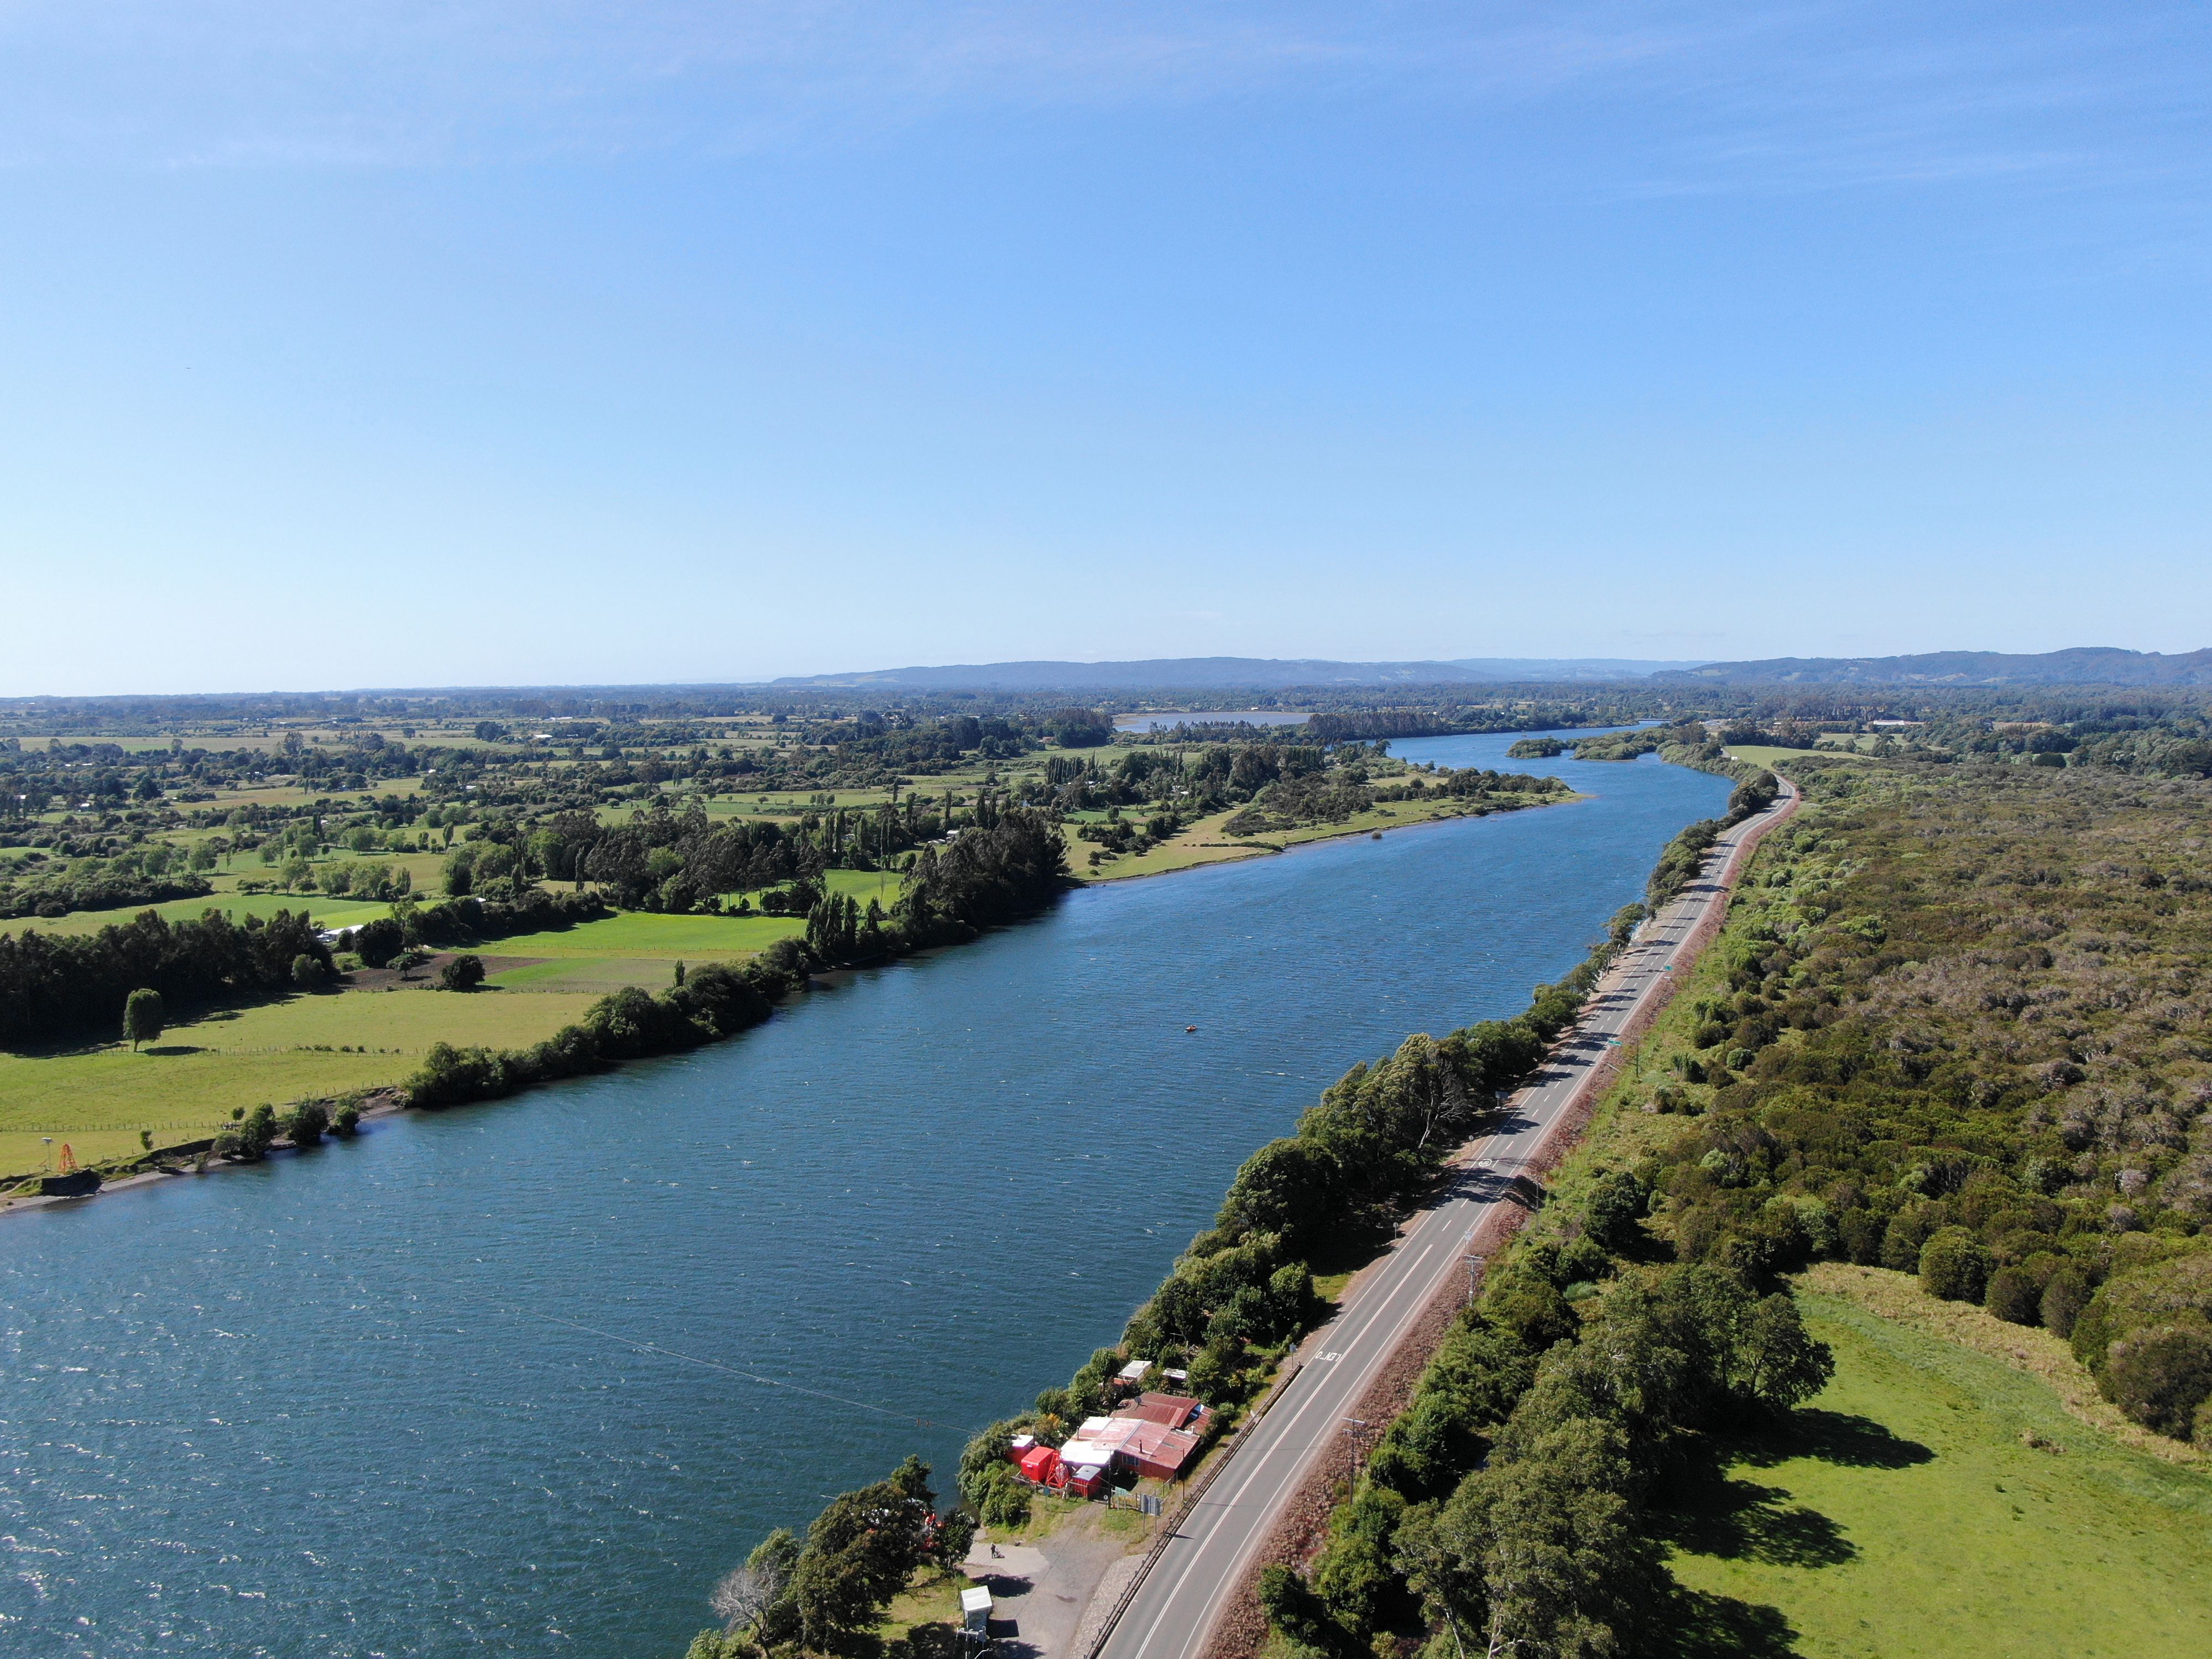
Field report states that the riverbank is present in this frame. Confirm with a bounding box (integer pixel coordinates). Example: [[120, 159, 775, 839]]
[[1077, 786, 1586, 884], [2, 785, 1583, 1205], [680, 774, 1790, 1659], [0, 737, 1737, 1658]]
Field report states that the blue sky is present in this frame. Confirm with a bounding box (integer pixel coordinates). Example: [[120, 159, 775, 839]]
[[2, 2, 2206, 694]]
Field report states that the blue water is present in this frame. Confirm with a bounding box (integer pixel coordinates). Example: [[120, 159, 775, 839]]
[[0, 735, 1726, 1657]]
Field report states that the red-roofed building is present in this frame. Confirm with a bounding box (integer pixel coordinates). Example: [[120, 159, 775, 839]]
[[1112, 1392, 1199, 1429]]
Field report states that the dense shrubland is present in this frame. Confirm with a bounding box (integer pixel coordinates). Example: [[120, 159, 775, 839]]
[[1637, 760, 2212, 1437], [1272, 754, 2212, 1659]]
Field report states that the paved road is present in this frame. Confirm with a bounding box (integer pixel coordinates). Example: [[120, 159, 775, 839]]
[[1093, 775, 1798, 1659]]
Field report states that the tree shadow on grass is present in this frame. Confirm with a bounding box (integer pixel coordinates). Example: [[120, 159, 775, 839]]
[[1734, 1408, 1934, 1472], [1654, 1456, 1856, 1569], [1647, 1587, 1802, 1659], [142, 1045, 206, 1056]]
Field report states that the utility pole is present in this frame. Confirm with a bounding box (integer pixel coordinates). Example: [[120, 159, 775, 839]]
[[1463, 1253, 1486, 1306]]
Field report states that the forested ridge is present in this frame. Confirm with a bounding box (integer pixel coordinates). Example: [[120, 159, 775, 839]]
[[1265, 754, 2212, 1659]]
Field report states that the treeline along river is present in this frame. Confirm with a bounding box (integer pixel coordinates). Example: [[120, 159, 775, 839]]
[[0, 733, 1728, 1657]]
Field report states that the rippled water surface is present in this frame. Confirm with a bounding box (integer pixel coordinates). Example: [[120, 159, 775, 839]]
[[0, 733, 1727, 1656]]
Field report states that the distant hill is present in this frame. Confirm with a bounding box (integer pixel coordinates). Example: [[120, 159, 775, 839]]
[[1653, 648, 2212, 687], [770, 656, 1704, 691]]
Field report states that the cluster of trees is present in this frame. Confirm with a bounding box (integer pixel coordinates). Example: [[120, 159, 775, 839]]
[[682, 1458, 974, 1659], [440, 790, 1055, 916], [407, 949, 806, 1109], [1437, 766, 1566, 800], [296, 859, 412, 900], [0, 907, 331, 1047], [207, 1095, 362, 1161], [410, 813, 1070, 1109], [406, 888, 609, 947], [1265, 1256, 1831, 1659], [886, 810, 1069, 945], [1504, 736, 1566, 759], [0, 859, 212, 920]]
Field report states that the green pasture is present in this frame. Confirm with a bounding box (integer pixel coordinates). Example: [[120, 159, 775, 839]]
[[0, 986, 600, 1178], [1, 889, 394, 941], [486, 909, 804, 961], [207, 778, 426, 808], [2, 851, 458, 940], [1661, 1293, 2212, 1658]]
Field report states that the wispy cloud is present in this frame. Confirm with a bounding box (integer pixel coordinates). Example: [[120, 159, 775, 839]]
[[0, 0, 2200, 202]]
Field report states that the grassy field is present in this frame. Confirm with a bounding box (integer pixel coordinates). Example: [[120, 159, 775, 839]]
[[0, 849, 450, 940], [487, 910, 804, 961], [0, 986, 600, 1177], [0, 888, 395, 940], [0, 870, 889, 1166], [1660, 1291, 2212, 1658]]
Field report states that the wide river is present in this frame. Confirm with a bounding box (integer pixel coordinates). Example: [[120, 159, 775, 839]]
[[0, 734, 1728, 1657]]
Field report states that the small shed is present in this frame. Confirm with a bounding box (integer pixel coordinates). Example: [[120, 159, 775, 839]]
[[1112, 1358, 1153, 1397], [1017, 1444, 1061, 1486], [1063, 1462, 1109, 1499], [961, 1587, 993, 1635]]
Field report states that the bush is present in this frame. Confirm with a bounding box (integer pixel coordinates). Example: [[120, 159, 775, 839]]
[[291, 952, 330, 990], [1985, 1265, 2042, 1325], [1258, 1565, 1351, 1659], [123, 985, 166, 1050], [2042, 1266, 2092, 1337], [438, 953, 486, 993], [2103, 1321, 2212, 1439], [285, 1100, 330, 1147], [1918, 1227, 1991, 1303], [1584, 1170, 1648, 1251], [977, 1465, 1030, 1529], [353, 917, 404, 968], [218, 1103, 279, 1162]]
